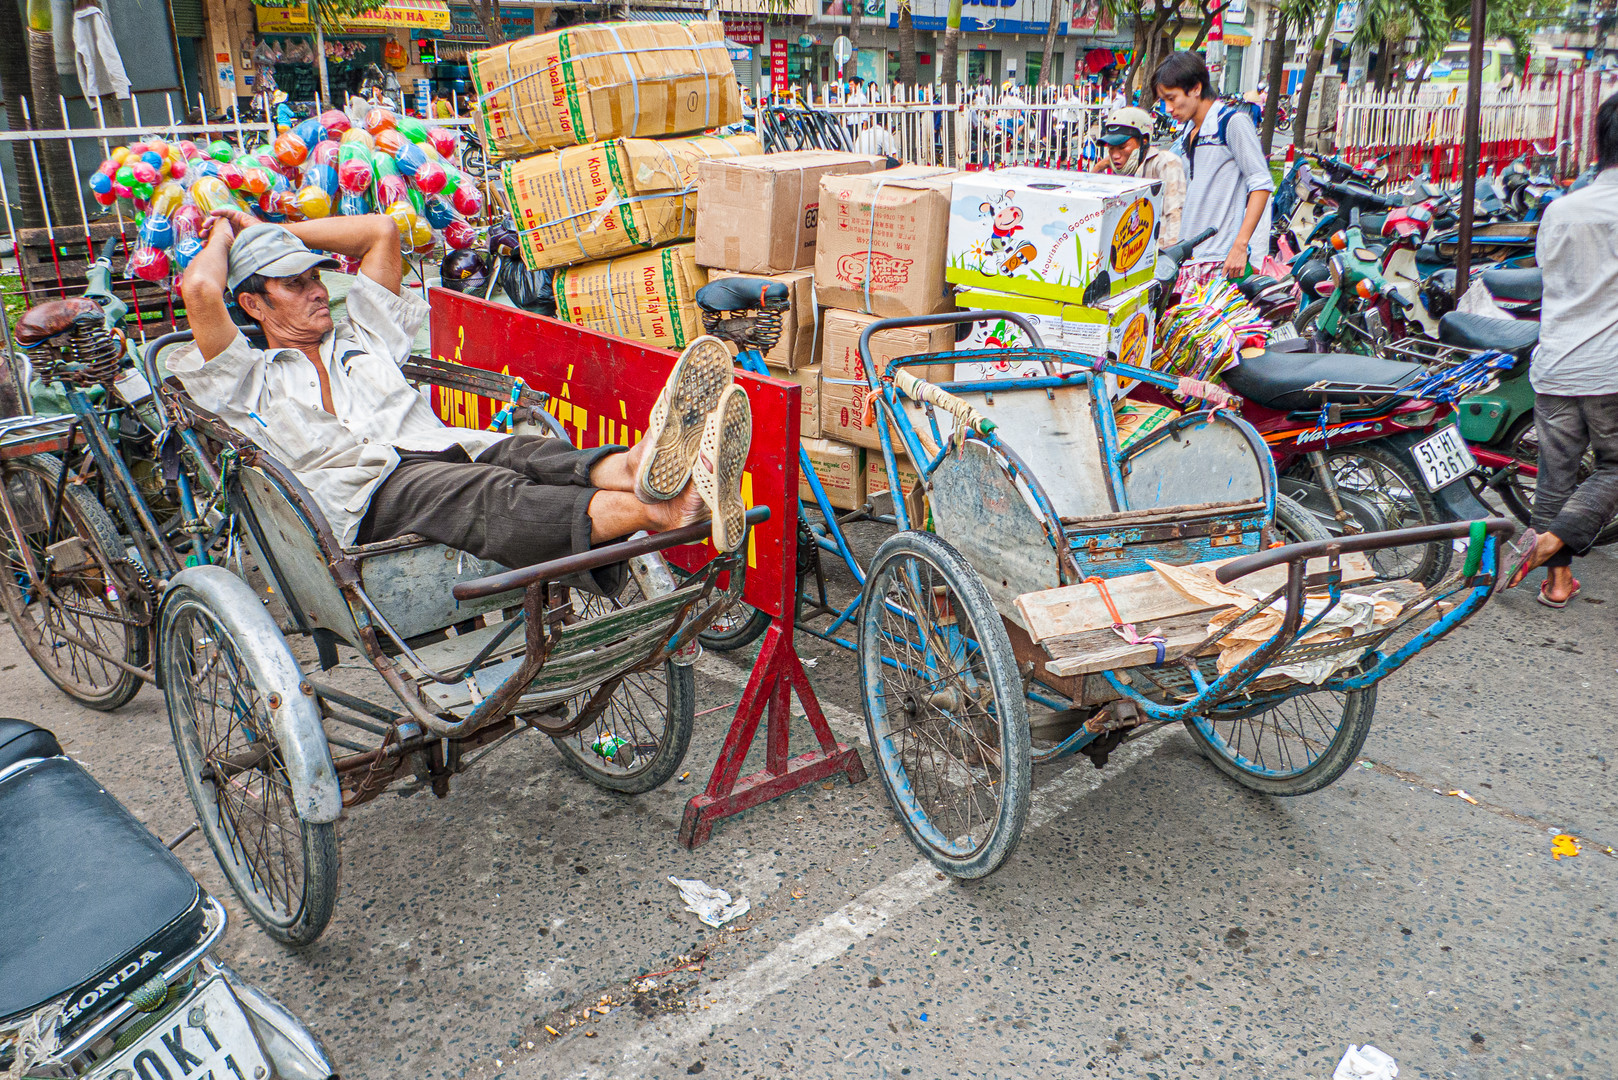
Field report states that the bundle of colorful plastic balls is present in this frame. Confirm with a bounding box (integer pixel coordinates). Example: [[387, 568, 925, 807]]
[[86, 107, 485, 287]]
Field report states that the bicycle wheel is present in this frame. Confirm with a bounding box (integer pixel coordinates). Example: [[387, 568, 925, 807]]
[[1311, 444, 1450, 585], [0, 453, 147, 710], [1186, 496, 1378, 795], [857, 531, 1030, 879], [698, 602, 771, 652], [161, 570, 338, 946], [549, 580, 696, 794]]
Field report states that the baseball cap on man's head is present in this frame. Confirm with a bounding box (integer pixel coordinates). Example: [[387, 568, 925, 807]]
[[226, 223, 340, 292], [1099, 106, 1154, 146]]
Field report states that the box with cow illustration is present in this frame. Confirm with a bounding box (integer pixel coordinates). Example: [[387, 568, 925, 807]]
[[945, 168, 1161, 306], [953, 285, 1154, 398]]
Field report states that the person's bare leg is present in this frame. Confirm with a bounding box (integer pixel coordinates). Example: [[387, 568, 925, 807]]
[[1544, 562, 1578, 603], [1507, 530, 1568, 588], [590, 442, 644, 493], [587, 482, 704, 543]]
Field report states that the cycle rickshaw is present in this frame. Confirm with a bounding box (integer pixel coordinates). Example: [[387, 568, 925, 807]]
[[697, 285, 1514, 879]]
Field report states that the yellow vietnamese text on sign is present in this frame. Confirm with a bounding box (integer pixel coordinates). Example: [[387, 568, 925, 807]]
[[254, 0, 451, 33]]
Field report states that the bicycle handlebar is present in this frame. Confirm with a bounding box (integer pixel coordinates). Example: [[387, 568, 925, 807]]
[[1215, 517, 1516, 584]]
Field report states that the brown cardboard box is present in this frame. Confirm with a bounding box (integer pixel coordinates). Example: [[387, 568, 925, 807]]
[[694, 151, 888, 274], [820, 378, 882, 450], [821, 308, 954, 386], [815, 166, 961, 317], [499, 133, 761, 271], [470, 21, 742, 159], [706, 269, 817, 371], [800, 437, 865, 510], [866, 450, 922, 499], [775, 363, 822, 439], [554, 243, 707, 349]]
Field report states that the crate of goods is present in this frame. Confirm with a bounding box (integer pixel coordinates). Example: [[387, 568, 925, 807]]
[[821, 311, 954, 451], [470, 20, 742, 159], [955, 284, 1153, 397], [815, 165, 961, 318], [499, 132, 761, 270], [776, 363, 822, 439], [694, 150, 889, 274], [554, 242, 707, 349], [705, 269, 817, 372], [800, 437, 865, 510], [946, 168, 1161, 305]]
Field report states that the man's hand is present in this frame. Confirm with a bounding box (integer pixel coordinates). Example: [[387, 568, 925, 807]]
[[201, 207, 255, 242], [1222, 244, 1248, 280]]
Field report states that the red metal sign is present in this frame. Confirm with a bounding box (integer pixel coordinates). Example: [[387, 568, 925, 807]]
[[723, 17, 764, 45], [428, 289, 800, 621], [770, 39, 789, 93]]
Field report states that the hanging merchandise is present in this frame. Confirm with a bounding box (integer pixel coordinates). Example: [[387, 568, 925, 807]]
[[383, 38, 408, 70], [1152, 278, 1271, 394], [84, 111, 483, 289]]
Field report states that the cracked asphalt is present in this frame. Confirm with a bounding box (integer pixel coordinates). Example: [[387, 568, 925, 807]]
[[2, 534, 1612, 1080]]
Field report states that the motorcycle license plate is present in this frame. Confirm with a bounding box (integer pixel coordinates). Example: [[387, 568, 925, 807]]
[[95, 976, 268, 1080], [1412, 425, 1477, 491]]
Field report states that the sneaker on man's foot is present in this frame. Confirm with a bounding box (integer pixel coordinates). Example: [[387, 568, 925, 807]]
[[634, 336, 733, 503], [692, 385, 752, 554]]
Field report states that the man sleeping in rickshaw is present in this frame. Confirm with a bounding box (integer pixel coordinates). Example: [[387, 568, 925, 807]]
[[173, 210, 752, 591]]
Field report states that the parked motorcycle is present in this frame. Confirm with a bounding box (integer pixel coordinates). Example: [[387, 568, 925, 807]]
[[0, 719, 335, 1080]]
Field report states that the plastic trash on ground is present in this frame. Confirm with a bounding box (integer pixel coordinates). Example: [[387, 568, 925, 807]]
[[668, 876, 750, 928], [1333, 1044, 1398, 1080]]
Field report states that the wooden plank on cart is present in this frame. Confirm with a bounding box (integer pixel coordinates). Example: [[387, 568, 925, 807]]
[[15, 223, 188, 333], [1016, 552, 1378, 644]]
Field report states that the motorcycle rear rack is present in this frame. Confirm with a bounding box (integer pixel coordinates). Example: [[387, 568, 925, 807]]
[[1382, 337, 1477, 370], [1299, 379, 1414, 409]]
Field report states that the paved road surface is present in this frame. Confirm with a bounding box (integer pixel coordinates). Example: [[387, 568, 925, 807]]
[[1, 541, 1611, 1080]]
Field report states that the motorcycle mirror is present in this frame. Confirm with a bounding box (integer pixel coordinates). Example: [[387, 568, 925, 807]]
[[1328, 253, 1346, 290]]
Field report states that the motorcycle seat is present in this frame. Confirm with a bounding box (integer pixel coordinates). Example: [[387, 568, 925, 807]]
[[1438, 312, 1540, 358], [1221, 349, 1424, 411], [0, 716, 62, 771], [1480, 266, 1542, 303], [0, 753, 205, 1028], [696, 278, 789, 313], [1415, 243, 1446, 266]]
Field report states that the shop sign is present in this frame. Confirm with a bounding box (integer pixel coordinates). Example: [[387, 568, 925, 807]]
[[724, 17, 764, 45], [894, 0, 1107, 36], [445, 3, 537, 40], [771, 38, 789, 92], [254, 0, 452, 33]]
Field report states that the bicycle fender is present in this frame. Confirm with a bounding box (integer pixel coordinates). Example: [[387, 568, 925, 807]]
[[157, 566, 342, 824]]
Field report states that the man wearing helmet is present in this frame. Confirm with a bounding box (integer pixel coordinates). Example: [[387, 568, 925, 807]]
[[173, 211, 755, 595], [1093, 105, 1185, 245]]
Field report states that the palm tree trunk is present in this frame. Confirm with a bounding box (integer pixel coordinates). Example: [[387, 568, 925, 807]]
[[0, 0, 43, 229], [1260, 12, 1290, 152], [1039, 0, 1065, 87], [1294, 10, 1334, 149], [898, 3, 918, 86], [26, 27, 78, 229], [938, 0, 963, 93]]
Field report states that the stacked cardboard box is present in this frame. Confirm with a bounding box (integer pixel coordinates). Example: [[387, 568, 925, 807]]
[[553, 243, 708, 350], [499, 132, 761, 270], [470, 21, 741, 160], [819, 310, 953, 449], [953, 284, 1154, 398]]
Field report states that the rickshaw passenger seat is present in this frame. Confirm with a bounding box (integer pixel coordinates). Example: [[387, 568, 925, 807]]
[[696, 279, 789, 313]]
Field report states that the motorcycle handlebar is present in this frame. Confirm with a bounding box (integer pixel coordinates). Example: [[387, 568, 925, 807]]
[[99, 236, 117, 263], [1156, 227, 1218, 274]]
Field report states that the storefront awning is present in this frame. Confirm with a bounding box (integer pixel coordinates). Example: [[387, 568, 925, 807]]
[[254, 1, 451, 33], [623, 8, 710, 21]]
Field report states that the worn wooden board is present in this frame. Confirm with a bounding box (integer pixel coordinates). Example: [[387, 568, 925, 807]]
[[1016, 551, 1379, 644]]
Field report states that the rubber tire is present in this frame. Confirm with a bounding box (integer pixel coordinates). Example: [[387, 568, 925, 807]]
[[1184, 496, 1379, 795], [857, 530, 1031, 880], [697, 602, 772, 652], [551, 660, 696, 794], [0, 453, 147, 710], [160, 581, 338, 946], [1311, 443, 1452, 586]]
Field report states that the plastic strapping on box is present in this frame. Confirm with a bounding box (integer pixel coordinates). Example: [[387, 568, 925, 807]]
[[862, 174, 891, 314], [680, 22, 716, 133], [790, 165, 808, 263], [600, 24, 642, 137]]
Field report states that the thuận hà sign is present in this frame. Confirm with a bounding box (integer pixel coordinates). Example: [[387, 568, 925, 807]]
[[254, 0, 451, 33]]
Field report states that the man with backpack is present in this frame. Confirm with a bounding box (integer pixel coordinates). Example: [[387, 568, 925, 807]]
[[1153, 51, 1273, 292]]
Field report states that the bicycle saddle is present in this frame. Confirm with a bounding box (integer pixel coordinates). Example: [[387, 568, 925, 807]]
[[14, 297, 101, 347], [1438, 312, 1540, 359], [1479, 267, 1541, 303], [1221, 349, 1424, 411], [696, 278, 789, 313]]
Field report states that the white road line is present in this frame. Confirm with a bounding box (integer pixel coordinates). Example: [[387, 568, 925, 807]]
[[695, 655, 868, 744], [563, 728, 1170, 1079]]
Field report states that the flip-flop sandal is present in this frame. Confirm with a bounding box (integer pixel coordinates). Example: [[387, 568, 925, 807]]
[[634, 336, 733, 503], [1504, 528, 1540, 588], [1537, 579, 1581, 608]]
